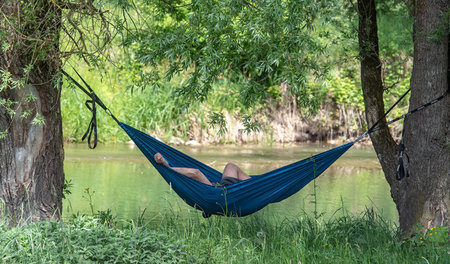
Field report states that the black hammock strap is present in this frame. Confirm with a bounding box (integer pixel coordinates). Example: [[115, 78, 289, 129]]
[[367, 88, 411, 134], [367, 90, 448, 134], [396, 116, 410, 180], [357, 88, 448, 180], [61, 69, 119, 149]]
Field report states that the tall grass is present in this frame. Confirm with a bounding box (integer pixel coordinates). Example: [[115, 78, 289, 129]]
[[1, 206, 448, 263], [0, 215, 192, 263], [152, 209, 448, 264]]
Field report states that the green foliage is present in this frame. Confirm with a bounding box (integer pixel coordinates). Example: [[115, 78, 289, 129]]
[[159, 209, 449, 263], [61, 64, 258, 142], [82, 187, 96, 216], [62, 179, 73, 200], [0, 216, 192, 263], [96, 208, 116, 228], [209, 112, 228, 136], [424, 226, 449, 244], [428, 10, 450, 44], [2, 207, 447, 263], [1, 41, 10, 52], [327, 69, 364, 109], [31, 113, 45, 126], [242, 114, 262, 133], [119, 0, 331, 108], [401, 226, 450, 249], [0, 130, 7, 140], [56, 0, 415, 143]]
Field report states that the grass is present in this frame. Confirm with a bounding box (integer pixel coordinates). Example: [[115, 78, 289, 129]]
[[0, 215, 191, 263], [1, 207, 448, 264], [151, 209, 449, 264]]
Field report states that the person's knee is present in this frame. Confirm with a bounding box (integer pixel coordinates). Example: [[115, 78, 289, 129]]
[[224, 163, 237, 170], [190, 169, 202, 178]]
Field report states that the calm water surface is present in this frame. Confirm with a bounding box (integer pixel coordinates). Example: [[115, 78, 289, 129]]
[[63, 143, 398, 222]]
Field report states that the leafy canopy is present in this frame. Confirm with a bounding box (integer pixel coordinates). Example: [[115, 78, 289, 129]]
[[120, 0, 331, 107]]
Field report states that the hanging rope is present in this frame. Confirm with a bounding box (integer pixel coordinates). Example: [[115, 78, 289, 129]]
[[395, 116, 410, 180], [61, 69, 120, 149]]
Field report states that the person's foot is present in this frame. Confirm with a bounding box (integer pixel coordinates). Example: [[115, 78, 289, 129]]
[[154, 153, 169, 166]]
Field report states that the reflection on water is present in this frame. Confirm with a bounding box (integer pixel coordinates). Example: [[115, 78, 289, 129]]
[[63, 143, 398, 222]]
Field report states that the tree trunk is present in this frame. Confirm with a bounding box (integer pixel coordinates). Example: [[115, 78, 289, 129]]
[[404, 0, 449, 232], [358, 0, 449, 235], [0, 1, 64, 224]]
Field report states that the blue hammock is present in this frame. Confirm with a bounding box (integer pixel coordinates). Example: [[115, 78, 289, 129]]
[[62, 69, 448, 218], [120, 122, 354, 217], [61, 69, 449, 218], [60, 70, 355, 217]]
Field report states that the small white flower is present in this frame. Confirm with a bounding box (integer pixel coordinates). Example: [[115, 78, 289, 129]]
[[256, 231, 266, 238]]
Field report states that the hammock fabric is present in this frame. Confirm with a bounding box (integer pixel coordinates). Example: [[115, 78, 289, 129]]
[[120, 122, 353, 217]]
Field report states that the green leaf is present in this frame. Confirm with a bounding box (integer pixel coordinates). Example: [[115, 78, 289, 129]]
[[1, 42, 10, 52], [209, 112, 227, 136], [0, 130, 8, 140], [23, 64, 33, 75], [32, 113, 45, 126], [25, 93, 37, 102], [21, 110, 32, 118]]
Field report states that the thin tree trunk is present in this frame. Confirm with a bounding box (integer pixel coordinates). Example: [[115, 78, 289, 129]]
[[357, 0, 398, 177], [358, 0, 449, 235], [0, 0, 64, 224]]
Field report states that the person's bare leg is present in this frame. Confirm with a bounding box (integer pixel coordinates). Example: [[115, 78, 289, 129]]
[[222, 163, 250, 181], [171, 167, 212, 185], [154, 153, 212, 185]]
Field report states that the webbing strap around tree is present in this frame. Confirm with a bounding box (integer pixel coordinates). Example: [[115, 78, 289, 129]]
[[367, 88, 411, 134], [361, 89, 448, 180], [367, 90, 448, 134]]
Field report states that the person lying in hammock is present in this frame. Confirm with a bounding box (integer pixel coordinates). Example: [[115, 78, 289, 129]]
[[154, 153, 251, 186]]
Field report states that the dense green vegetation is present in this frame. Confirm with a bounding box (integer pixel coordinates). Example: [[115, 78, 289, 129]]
[[62, 66, 256, 143], [61, 1, 413, 144], [1, 209, 448, 263]]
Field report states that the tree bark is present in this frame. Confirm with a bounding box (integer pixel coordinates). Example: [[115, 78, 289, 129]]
[[0, 1, 64, 224], [358, 0, 449, 235], [405, 0, 449, 231]]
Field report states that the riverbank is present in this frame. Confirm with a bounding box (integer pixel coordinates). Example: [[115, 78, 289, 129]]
[[1, 209, 447, 263], [62, 81, 393, 146]]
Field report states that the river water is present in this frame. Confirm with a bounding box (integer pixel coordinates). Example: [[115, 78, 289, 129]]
[[63, 143, 398, 222]]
